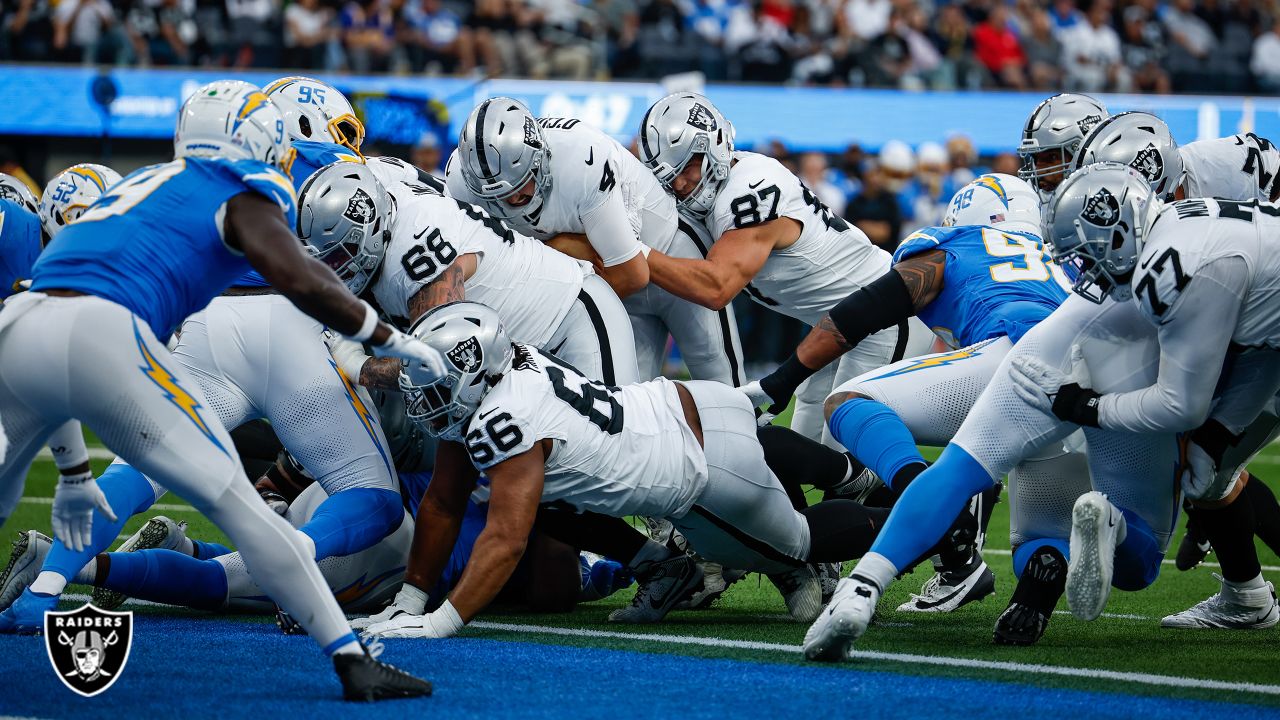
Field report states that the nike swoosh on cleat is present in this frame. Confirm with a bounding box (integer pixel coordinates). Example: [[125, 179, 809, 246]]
[[909, 585, 967, 610]]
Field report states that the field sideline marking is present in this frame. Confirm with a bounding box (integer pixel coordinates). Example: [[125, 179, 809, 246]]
[[470, 620, 1280, 696], [36, 448, 115, 461], [18, 497, 196, 513]]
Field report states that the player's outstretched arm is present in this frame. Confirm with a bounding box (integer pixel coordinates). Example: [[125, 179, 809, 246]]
[[646, 219, 784, 310], [746, 250, 945, 416]]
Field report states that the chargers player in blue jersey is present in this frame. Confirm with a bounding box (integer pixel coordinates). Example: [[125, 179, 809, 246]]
[[745, 174, 1084, 629], [0, 80, 442, 700]]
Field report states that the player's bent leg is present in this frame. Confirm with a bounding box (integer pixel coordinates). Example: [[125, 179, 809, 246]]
[[994, 538, 1069, 646], [299, 488, 403, 561], [547, 274, 640, 386], [793, 363, 838, 443], [825, 395, 926, 492]]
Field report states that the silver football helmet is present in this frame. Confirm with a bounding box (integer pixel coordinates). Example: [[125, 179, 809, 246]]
[[0, 173, 38, 215], [296, 162, 392, 295], [943, 173, 1042, 238], [39, 163, 123, 240], [263, 76, 365, 156], [399, 302, 514, 442], [1018, 93, 1109, 202], [637, 92, 735, 217], [1043, 162, 1159, 303], [456, 97, 552, 223], [1072, 111, 1184, 201]]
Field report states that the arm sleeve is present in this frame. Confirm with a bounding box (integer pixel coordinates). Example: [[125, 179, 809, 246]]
[[1098, 256, 1249, 433], [580, 187, 644, 268]]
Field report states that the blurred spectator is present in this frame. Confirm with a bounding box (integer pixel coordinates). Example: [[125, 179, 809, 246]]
[[1163, 0, 1217, 90], [990, 152, 1021, 176], [470, 0, 519, 75], [1048, 0, 1082, 31], [799, 151, 846, 217], [878, 139, 916, 228], [283, 0, 335, 70], [841, 0, 891, 41], [845, 162, 902, 251], [523, 0, 595, 79], [1252, 18, 1280, 92], [52, 0, 121, 63], [906, 141, 953, 229], [728, 2, 795, 83], [1059, 0, 1125, 92], [226, 0, 279, 67], [126, 0, 200, 66], [1121, 5, 1171, 94], [3, 0, 55, 61], [402, 0, 474, 74], [341, 0, 395, 72], [945, 133, 982, 188], [972, 4, 1027, 89], [830, 142, 865, 198], [860, 9, 914, 87], [898, 5, 944, 89], [930, 4, 980, 89], [595, 0, 640, 77], [411, 132, 445, 177], [1022, 9, 1063, 89]]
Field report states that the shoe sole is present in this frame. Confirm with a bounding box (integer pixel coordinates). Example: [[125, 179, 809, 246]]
[[1066, 494, 1113, 622], [0, 532, 46, 611], [803, 607, 866, 662], [93, 518, 174, 610], [896, 565, 996, 614]]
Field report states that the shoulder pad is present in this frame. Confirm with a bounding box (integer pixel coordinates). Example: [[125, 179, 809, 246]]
[[894, 226, 957, 262], [231, 159, 298, 228]]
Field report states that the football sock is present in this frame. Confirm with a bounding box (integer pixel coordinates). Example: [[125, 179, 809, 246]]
[[300, 487, 403, 560], [1012, 537, 1070, 578], [190, 540, 233, 559], [98, 549, 228, 611], [536, 508, 649, 563], [1192, 493, 1261, 583], [801, 500, 890, 561], [757, 425, 863, 508], [827, 398, 924, 489], [1243, 473, 1280, 557], [850, 551, 897, 592], [1008, 543, 1068, 611], [1111, 508, 1160, 591], [867, 444, 996, 570], [41, 461, 158, 592]]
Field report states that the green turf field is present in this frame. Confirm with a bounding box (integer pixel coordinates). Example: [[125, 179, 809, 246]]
[[4, 434, 1280, 708]]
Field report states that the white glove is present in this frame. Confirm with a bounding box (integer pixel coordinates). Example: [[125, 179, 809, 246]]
[[349, 583, 429, 631], [372, 329, 446, 385], [365, 599, 464, 639], [1180, 441, 1239, 502], [739, 381, 776, 427], [50, 472, 117, 552], [1008, 344, 1091, 414]]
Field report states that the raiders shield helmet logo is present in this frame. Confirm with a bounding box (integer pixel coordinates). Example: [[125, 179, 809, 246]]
[[1076, 114, 1103, 137], [1130, 144, 1164, 182], [447, 336, 483, 373], [343, 188, 375, 224], [522, 116, 542, 149], [687, 103, 717, 132], [45, 604, 133, 697], [1082, 187, 1121, 227]]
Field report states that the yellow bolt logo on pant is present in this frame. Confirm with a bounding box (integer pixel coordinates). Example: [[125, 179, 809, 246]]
[[134, 319, 227, 456]]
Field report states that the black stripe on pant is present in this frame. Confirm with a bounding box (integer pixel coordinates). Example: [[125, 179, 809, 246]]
[[577, 288, 615, 386]]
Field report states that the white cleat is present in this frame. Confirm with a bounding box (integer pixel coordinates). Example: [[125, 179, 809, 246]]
[[1066, 491, 1125, 621], [896, 559, 996, 613], [802, 576, 878, 662], [93, 516, 188, 610], [768, 565, 824, 622], [0, 531, 52, 611], [1161, 575, 1280, 629]]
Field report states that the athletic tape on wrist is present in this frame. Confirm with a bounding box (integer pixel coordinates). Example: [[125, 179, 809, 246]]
[[345, 302, 379, 343]]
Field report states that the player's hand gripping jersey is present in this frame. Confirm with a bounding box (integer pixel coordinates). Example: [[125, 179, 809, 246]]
[[704, 151, 890, 325], [30, 157, 296, 341]]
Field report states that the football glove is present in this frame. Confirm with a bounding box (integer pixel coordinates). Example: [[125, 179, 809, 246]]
[[365, 600, 464, 639], [372, 330, 446, 384], [740, 381, 778, 426], [1009, 344, 1100, 427], [50, 471, 117, 552], [350, 583, 429, 631], [1179, 440, 1240, 502]]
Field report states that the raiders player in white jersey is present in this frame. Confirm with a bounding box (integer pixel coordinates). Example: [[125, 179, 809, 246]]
[[635, 92, 929, 446], [1179, 132, 1280, 203], [444, 99, 744, 386], [357, 303, 904, 638], [1016, 92, 1109, 203]]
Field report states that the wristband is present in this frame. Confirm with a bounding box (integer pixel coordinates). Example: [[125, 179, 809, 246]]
[[1051, 383, 1102, 427], [59, 470, 94, 485], [345, 302, 379, 343]]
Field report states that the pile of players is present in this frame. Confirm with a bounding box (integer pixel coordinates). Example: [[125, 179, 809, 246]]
[[0, 76, 1276, 700]]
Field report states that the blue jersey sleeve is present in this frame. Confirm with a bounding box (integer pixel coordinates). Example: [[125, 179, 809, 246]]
[[224, 159, 298, 229], [0, 199, 42, 299], [893, 226, 954, 263], [290, 140, 363, 193]]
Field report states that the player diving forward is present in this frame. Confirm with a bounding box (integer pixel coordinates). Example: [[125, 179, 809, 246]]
[[360, 303, 922, 638], [0, 81, 440, 700], [746, 173, 1080, 627], [635, 92, 929, 446]]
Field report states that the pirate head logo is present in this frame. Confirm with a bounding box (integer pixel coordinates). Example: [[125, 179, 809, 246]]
[[343, 188, 375, 225], [1082, 187, 1121, 227], [1130, 144, 1164, 182], [687, 103, 717, 132], [522, 116, 542, 149], [1076, 114, 1103, 137], [447, 336, 483, 373], [45, 604, 132, 697]]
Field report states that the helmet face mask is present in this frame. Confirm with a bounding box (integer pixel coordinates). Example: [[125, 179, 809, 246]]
[[1017, 93, 1109, 202], [296, 162, 392, 295], [638, 92, 734, 217], [457, 99, 553, 224]]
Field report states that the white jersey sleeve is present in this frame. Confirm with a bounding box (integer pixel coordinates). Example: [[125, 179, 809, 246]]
[[368, 155, 447, 195], [1180, 134, 1280, 202]]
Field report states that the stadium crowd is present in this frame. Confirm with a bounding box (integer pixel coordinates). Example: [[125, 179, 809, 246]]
[[3, 0, 1279, 93]]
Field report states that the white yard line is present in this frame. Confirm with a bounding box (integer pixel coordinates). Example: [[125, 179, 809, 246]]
[[18, 497, 195, 513], [981, 547, 1280, 574], [468, 620, 1280, 696], [35, 448, 115, 461]]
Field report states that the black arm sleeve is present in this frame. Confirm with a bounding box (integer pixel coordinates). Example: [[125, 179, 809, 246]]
[[827, 268, 916, 350]]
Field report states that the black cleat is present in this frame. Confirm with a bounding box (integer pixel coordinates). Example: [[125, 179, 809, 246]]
[[993, 545, 1066, 647], [1174, 528, 1212, 572], [334, 650, 433, 702]]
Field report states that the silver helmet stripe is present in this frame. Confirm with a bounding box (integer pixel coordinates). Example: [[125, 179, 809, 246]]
[[475, 100, 493, 179]]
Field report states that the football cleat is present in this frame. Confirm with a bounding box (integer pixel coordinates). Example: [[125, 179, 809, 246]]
[[803, 576, 878, 662], [608, 554, 703, 624], [897, 558, 995, 613], [1174, 528, 1212, 572], [768, 565, 824, 622], [679, 561, 745, 610], [817, 562, 843, 605], [0, 530, 51, 612], [1161, 575, 1280, 629], [94, 516, 189, 610], [333, 649, 432, 702], [1066, 491, 1126, 621], [993, 546, 1067, 646]]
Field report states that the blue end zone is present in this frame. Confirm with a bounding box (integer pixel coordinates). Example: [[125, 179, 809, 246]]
[[0, 616, 1274, 719]]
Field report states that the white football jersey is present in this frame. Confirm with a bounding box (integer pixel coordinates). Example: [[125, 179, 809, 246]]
[[464, 345, 708, 519], [446, 119, 679, 256], [367, 172, 589, 346], [704, 151, 891, 326], [1133, 198, 1280, 348], [1180, 133, 1280, 202]]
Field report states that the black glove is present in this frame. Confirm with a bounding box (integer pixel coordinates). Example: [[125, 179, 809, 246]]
[[759, 355, 818, 415], [1050, 383, 1102, 427]]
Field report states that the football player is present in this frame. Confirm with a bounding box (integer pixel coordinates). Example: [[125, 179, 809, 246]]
[[0, 80, 438, 700], [745, 173, 1080, 621], [445, 98, 745, 386], [635, 92, 929, 446], [1017, 93, 1110, 203], [359, 303, 913, 638]]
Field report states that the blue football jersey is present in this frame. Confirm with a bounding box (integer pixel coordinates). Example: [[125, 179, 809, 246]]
[[31, 157, 297, 341], [894, 225, 1069, 348], [0, 198, 41, 300], [232, 140, 361, 288]]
